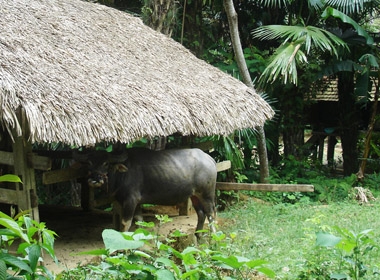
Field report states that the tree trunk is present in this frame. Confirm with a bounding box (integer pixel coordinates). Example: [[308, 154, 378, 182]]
[[142, 0, 177, 36], [223, 0, 270, 182], [283, 126, 304, 158], [357, 74, 379, 179], [279, 85, 305, 158], [338, 72, 359, 176]]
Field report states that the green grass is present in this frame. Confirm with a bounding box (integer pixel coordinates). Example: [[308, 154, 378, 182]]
[[219, 199, 380, 279]]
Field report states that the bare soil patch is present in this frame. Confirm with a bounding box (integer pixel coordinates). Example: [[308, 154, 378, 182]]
[[39, 205, 200, 274]]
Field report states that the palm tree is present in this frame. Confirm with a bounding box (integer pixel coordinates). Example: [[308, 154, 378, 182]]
[[252, 0, 378, 175]]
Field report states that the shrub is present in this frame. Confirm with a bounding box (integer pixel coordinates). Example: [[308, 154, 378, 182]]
[[298, 226, 380, 279], [0, 210, 58, 279]]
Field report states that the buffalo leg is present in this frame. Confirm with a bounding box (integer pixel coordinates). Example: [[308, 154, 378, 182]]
[[112, 201, 123, 230], [121, 202, 137, 232], [191, 196, 216, 238], [113, 199, 137, 232]]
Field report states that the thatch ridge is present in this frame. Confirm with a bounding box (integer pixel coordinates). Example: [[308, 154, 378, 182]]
[[0, 0, 274, 146]]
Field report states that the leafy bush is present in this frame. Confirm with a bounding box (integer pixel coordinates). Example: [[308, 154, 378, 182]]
[[310, 175, 357, 203], [0, 211, 57, 279], [298, 227, 380, 279], [60, 216, 275, 279]]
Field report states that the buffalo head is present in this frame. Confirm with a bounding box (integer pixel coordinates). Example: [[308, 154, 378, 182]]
[[73, 150, 128, 188]]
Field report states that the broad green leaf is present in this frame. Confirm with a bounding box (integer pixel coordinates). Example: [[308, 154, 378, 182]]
[[322, 7, 374, 45], [182, 252, 197, 266], [42, 229, 57, 256], [129, 231, 154, 241], [156, 257, 174, 267], [257, 266, 276, 278], [359, 54, 379, 69], [156, 269, 175, 280], [182, 246, 200, 255], [316, 232, 341, 247], [27, 244, 41, 272], [0, 174, 22, 183], [0, 218, 29, 243], [212, 255, 245, 269], [0, 253, 32, 273], [102, 229, 144, 252], [336, 239, 356, 253], [245, 259, 268, 268], [0, 228, 18, 237]]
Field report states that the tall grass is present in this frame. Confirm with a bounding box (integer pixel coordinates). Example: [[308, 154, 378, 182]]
[[219, 199, 380, 279]]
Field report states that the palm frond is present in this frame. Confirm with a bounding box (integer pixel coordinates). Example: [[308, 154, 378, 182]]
[[259, 0, 290, 8], [252, 25, 347, 56], [308, 0, 326, 11], [322, 7, 374, 45], [259, 41, 307, 85], [359, 54, 380, 69], [325, 0, 380, 14]]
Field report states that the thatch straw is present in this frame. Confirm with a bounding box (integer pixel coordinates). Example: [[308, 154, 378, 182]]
[[0, 0, 274, 146]]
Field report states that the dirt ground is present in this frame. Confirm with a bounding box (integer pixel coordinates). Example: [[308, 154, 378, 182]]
[[38, 205, 202, 274]]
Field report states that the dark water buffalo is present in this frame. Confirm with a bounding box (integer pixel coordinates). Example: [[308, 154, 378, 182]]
[[79, 148, 217, 237]]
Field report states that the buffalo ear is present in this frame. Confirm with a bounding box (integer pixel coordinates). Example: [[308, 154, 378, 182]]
[[115, 164, 128, 173]]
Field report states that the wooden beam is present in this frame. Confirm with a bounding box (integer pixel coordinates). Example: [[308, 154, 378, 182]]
[[43, 167, 88, 185], [216, 182, 314, 192], [0, 188, 18, 205], [27, 153, 52, 171], [0, 151, 14, 165], [216, 160, 231, 172]]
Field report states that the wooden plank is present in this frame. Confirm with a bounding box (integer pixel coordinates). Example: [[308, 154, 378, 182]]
[[43, 167, 88, 185], [216, 182, 314, 192], [216, 160, 231, 172], [0, 188, 18, 204], [0, 151, 14, 165], [27, 153, 52, 171]]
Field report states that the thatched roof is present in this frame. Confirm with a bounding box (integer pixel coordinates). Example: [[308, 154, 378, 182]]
[[0, 0, 274, 146], [311, 77, 377, 102]]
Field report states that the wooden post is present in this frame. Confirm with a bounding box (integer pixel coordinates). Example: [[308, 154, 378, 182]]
[[12, 134, 39, 222], [80, 178, 94, 211], [178, 199, 192, 216], [327, 136, 337, 167], [318, 136, 325, 162]]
